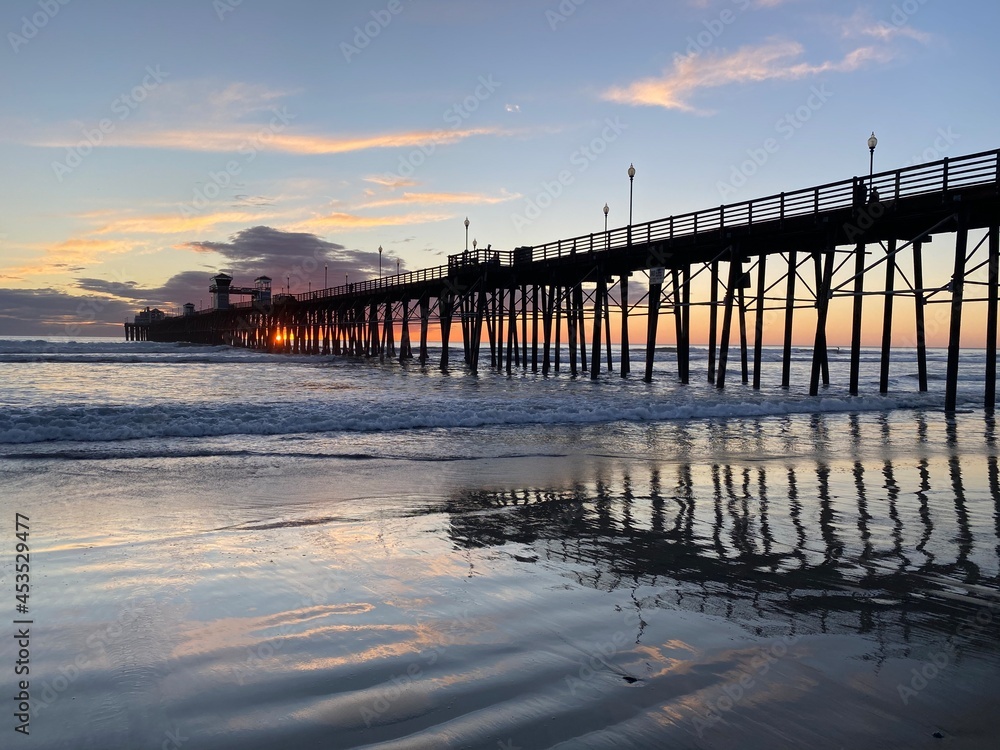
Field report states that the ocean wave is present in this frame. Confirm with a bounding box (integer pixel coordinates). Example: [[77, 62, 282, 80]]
[[0, 392, 948, 446]]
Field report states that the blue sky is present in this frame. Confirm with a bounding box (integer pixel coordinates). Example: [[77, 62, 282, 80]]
[[1, 0, 997, 334]]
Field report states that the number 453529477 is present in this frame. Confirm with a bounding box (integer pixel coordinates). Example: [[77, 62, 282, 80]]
[[15, 513, 30, 614]]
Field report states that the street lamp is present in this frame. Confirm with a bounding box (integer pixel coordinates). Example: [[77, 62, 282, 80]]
[[325, 264, 328, 289], [287, 275, 290, 295], [464, 217, 470, 252], [603, 202, 609, 249], [628, 163, 636, 245], [396, 259, 400, 275], [868, 132, 878, 198], [378, 245, 383, 278], [473, 238, 477, 253]]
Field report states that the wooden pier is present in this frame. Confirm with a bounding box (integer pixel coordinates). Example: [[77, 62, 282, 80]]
[[130, 149, 1000, 411]]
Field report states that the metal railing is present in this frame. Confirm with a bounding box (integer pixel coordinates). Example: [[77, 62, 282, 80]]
[[170, 148, 999, 315], [529, 148, 999, 262]]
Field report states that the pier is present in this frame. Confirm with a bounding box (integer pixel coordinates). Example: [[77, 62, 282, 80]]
[[128, 148, 1000, 412]]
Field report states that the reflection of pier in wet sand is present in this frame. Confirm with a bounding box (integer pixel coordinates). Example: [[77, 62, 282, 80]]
[[445, 414, 1000, 649]]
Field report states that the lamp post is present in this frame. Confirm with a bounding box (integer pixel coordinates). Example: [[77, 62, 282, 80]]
[[473, 238, 477, 254], [627, 163, 636, 244], [603, 202, 609, 250], [378, 245, 383, 279], [345, 273, 349, 287], [325, 264, 328, 289], [396, 259, 400, 275], [868, 132, 877, 198], [287, 275, 290, 295], [624, 165, 636, 379], [464, 217, 470, 252]]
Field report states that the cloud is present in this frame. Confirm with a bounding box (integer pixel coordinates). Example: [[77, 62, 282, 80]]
[[840, 9, 931, 44], [184, 225, 344, 264], [91, 211, 270, 236], [29, 124, 512, 156], [179, 225, 388, 292], [0, 287, 135, 336], [505, 104, 521, 113], [603, 40, 891, 113], [364, 175, 420, 190], [75, 278, 143, 297], [297, 212, 453, 231], [56, 226, 401, 315], [354, 190, 520, 210], [0, 238, 138, 280]]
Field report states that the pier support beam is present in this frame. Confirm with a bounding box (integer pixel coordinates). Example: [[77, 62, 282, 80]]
[[986, 224, 998, 412], [717, 251, 741, 389], [439, 292, 453, 371], [849, 242, 866, 395], [879, 238, 898, 394], [945, 212, 969, 412], [708, 260, 719, 383], [752, 255, 766, 390], [620, 273, 630, 377], [591, 275, 606, 380], [809, 244, 836, 396], [531, 286, 539, 372], [782, 251, 797, 389], [645, 271, 662, 383], [912, 240, 928, 392], [419, 296, 430, 364]]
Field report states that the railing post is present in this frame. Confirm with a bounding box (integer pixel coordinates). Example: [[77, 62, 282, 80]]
[[942, 156, 950, 197], [780, 192, 785, 222], [894, 170, 901, 201]]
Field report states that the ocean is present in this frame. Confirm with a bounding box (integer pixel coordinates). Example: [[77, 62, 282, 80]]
[[1, 336, 998, 749]]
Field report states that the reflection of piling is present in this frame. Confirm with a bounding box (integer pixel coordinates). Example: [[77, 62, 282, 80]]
[[443, 421, 996, 641]]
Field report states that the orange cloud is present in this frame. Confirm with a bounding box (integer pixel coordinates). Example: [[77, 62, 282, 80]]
[[355, 190, 520, 210], [91, 211, 270, 236], [32, 125, 512, 156], [297, 211, 453, 231], [603, 40, 891, 113]]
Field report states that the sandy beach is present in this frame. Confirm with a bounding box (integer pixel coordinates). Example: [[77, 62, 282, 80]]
[[3, 340, 997, 749]]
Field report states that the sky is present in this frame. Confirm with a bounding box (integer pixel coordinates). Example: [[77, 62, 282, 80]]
[[1, 0, 998, 338]]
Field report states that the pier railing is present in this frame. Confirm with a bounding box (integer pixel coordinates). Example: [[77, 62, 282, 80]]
[[194, 147, 999, 315], [529, 148, 999, 262]]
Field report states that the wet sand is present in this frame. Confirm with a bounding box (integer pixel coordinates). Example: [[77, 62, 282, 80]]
[[6, 410, 1000, 749]]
